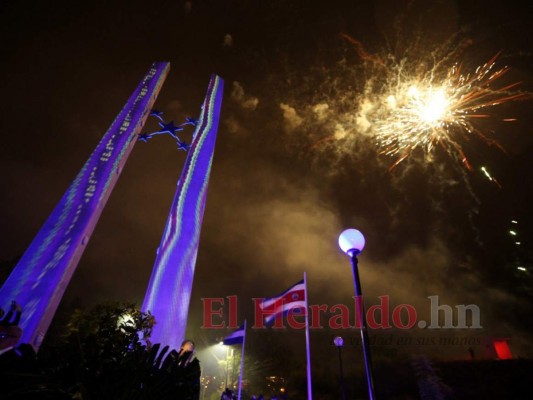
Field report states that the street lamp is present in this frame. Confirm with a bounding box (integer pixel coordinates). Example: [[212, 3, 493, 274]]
[[338, 228, 376, 400], [333, 336, 347, 400]]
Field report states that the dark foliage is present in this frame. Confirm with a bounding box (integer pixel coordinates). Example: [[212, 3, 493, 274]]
[[0, 302, 200, 400]]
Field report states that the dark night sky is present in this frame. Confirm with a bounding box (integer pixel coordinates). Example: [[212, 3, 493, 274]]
[[1, 0, 533, 393]]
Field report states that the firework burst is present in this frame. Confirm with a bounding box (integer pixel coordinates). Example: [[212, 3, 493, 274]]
[[341, 35, 529, 171]]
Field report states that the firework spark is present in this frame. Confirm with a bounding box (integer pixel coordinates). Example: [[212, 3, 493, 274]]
[[341, 35, 529, 170], [480, 166, 501, 188]]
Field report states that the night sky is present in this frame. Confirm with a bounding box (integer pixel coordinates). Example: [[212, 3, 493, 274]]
[[1, 0, 532, 395]]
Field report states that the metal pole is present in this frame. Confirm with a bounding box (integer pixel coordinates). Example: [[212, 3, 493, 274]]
[[337, 346, 347, 400], [225, 345, 229, 389], [237, 319, 247, 400], [231, 348, 236, 388], [304, 272, 313, 400], [351, 253, 376, 400]]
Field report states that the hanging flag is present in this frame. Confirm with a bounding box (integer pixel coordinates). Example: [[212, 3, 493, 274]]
[[259, 279, 306, 325], [223, 325, 245, 345]]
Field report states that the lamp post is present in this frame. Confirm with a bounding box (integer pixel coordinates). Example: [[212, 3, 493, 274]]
[[333, 336, 347, 400], [338, 228, 376, 400]]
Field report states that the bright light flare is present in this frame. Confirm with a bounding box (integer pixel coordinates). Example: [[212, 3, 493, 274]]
[[481, 166, 502, 188], [481, 166, 492, 180], [412, 86, 450, 123], [336, 35, 530, 171], [374, 54, 527, 170]]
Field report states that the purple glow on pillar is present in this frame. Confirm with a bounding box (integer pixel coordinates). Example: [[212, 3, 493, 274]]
[[0, 63, 170, 349], [142, 75, 224, 351]]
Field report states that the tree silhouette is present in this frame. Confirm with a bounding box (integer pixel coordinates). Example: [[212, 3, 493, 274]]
[[2, 302, 200, 400]]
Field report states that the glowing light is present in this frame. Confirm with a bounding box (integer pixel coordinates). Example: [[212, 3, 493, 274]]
[[511, 220, 518, 224], [481, 167, 492, 180], [479, 166, 502, 188], [517, 267, 526, 272], [117, 313, 135, 331], [515, 242, 521, 245], [329, 35, 530, 170], [493, 339, 513, 360], [373, 53, 526, 169], [338, 228, 366, 256], [509, 230, 517, 236], [418, 87, 449, 123]]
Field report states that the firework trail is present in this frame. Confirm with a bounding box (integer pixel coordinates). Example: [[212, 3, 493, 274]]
[[480, 166, 502, 188]]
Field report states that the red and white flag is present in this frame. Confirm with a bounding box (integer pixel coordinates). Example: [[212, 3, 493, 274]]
[[259, 279, 306, 325]]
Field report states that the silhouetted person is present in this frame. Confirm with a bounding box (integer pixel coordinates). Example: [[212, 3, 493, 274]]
[[174, 339, 201, 400], [153, 339, 200, 399]]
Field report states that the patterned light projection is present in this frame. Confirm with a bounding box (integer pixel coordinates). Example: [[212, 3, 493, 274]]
[[142, 74, 224, 350], [0, 62, 170, 349]]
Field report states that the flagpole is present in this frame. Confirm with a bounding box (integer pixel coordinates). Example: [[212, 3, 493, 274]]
[[225, 345, 229, 389], [237, 319, 247, 400], [304, 272, 313, 400]]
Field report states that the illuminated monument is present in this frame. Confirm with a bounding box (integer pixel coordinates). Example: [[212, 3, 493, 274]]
[[0, 62, 223, 351], [142, 75, 223, 350]]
